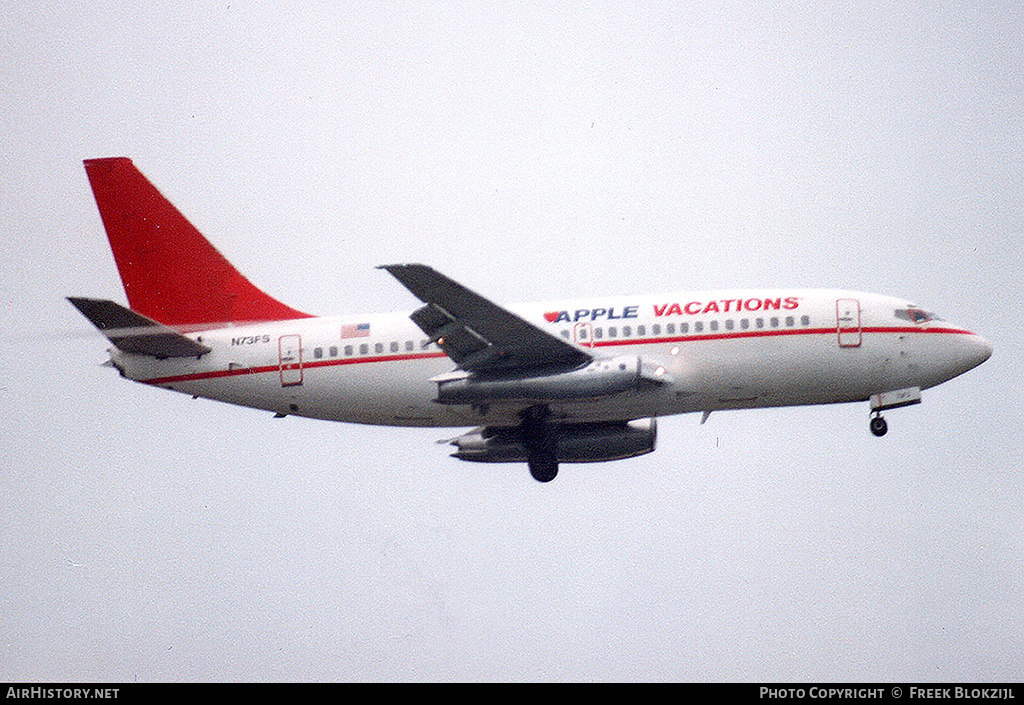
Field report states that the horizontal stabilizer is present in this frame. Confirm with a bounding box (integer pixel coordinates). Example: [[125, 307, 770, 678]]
[[67, 297, 211, 358]]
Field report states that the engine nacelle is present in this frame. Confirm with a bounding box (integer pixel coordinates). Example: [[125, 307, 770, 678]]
[[434, 355, 643, 405], [451, 418, 657, 464]]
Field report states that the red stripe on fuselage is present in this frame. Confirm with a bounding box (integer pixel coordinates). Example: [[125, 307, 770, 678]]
[[140, 325, 978, 386], [143, 350, 449, 385], [591, 325, 975, 348]]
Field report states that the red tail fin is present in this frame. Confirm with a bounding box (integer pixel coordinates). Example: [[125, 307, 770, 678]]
[[83, 157, 313, 326]]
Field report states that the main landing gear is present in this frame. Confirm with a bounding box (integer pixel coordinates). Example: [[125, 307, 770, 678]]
[[521, 405, 558, 483], [869, 413, 888, 437]]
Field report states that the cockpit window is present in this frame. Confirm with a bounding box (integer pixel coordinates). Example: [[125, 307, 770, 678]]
[[895, 307, 943, 324]]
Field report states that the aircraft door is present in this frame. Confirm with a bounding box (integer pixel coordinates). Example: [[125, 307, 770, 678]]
[[279, 334, 304, 386], [836, 299, 862, 348]]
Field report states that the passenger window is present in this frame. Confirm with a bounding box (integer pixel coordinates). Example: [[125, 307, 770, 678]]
[[359, 343, 368, 355], [652, 324, 661, 335], [725, 320, 734, 331], [756, 318, 764, 329], [801, 315, 810, 326], [390, 341, 399, 352], [344, 345, 353, 356], [770, 317, 779, 328], [608, 327, 617, 338], [329, 346, 338, 357], [637, 325, 646, 336], [695, 321, 704, 333], [680, 322, 688, 334], [785, 316, 794, 327], [710, 320, 719, 332], [666, 323, 675, 335], [405, 340, 414, 351], [622, 326, 631, 337], [594, 327, 603, 339], [375, 343, 384, 354], [313, 347, 323, 359], [740, 319, 749, 330], [560, 330, 570, 339]]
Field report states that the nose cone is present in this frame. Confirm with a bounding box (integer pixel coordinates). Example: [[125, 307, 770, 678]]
[[958, 333, 993, 375], [969, 334, 993, 367], [926, 330, 992, 388]]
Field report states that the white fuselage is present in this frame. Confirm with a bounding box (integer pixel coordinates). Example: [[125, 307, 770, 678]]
[[110, 288, 991, 428]]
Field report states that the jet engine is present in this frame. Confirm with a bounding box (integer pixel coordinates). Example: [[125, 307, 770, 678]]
[[433, 355, 653, 405], [450, 418, 657, 464]]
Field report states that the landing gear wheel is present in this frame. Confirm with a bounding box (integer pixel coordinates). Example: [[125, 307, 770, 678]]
[[870, 415, 888, 437], [528, 452, 558, 483], [521, 405, 558, 483]]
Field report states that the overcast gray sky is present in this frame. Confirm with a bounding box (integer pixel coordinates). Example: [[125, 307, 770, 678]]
[[2, 1, 1022, 682]]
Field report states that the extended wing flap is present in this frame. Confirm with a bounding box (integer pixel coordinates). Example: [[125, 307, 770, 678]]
[[409, 302, 490, 359], [68, 297, 211, 358], [380, 264, 590, 374]]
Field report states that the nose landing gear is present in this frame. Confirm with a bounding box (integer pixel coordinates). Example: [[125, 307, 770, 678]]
[[867, 386, 921, 438]]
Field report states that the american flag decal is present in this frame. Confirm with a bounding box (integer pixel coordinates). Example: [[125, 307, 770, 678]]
[[341, 322, 371, 338]]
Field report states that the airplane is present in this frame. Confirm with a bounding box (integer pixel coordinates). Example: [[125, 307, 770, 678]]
[[69, 157, 993, 482]]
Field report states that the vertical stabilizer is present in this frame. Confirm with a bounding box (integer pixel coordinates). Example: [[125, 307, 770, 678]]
[[83, 157, 313, 326]]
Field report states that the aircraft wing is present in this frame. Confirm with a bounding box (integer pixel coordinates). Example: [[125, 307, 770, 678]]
[[379, 264, 592, 374], [68, 297, 211, 358]]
